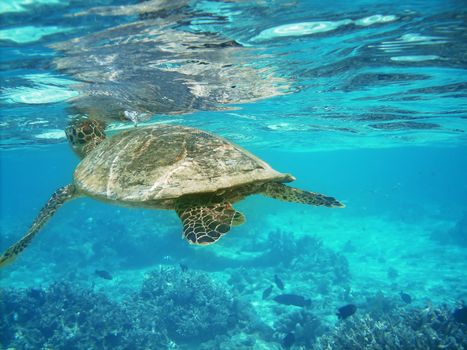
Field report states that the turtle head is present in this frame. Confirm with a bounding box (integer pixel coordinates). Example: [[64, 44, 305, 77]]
[[65, 118, 106, 158]]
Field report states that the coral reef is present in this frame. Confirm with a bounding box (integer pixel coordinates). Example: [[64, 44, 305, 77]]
[[0, 282, 166, 350], [269, 231, 350, 285], [0, 267, 241, 349], [228, 231, 350, 295], [275, 309, 327, 348], [226, 231, 351, 349], [135, 267, 236, 342], [315, 305, 467, 350], [4, 221, 464, 350], [363, 291, 399, 316]]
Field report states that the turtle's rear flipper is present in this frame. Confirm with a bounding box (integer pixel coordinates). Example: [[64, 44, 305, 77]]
[[176, 201, 244, 245], [0, 184, 77, 268], [262, 182, 344, 208]]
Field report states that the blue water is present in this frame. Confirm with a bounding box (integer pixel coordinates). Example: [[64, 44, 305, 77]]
[[1, 1, 466, 349]]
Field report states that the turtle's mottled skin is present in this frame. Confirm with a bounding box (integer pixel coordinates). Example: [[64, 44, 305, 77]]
[[0, 119, 344, 267]]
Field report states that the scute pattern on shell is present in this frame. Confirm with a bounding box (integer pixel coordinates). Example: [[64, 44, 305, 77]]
[[74, 125, 287, 204]]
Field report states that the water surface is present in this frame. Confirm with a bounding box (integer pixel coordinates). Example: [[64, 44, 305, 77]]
[[1, 1, 466, 349]]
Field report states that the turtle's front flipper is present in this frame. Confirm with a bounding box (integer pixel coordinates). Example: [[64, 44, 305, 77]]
[[262, 182, 344, 208], [176, 200, 244, 245], [0, 184, 78, 268]]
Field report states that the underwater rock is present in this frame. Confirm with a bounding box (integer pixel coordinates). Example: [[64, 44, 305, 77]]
[[337, 304, 357, 319], [273, 294, 311, 307]]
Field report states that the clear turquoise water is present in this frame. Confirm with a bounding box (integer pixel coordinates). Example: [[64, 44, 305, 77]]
[[0, 1, 466, 349]]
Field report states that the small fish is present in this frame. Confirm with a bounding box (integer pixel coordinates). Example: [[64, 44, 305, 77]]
[[387, 267, 399, 279], [337, 304, 357, 319], [179, 263, 188, 272], [274, 274, 285, 290], [282, 332, 295, 349], [453, 306, 467, 324], [400, 292, 412, 304], [95, 269, 113, 280], [262, 285, 273, 300], [273, 294, 311, 307]]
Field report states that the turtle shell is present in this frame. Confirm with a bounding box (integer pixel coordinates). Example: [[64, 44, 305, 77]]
[[73, 125, 290, 204]]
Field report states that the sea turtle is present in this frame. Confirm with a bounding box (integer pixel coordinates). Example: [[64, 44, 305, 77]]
[[0, 119, 344, 267]]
